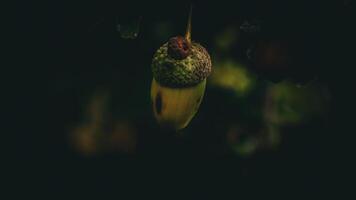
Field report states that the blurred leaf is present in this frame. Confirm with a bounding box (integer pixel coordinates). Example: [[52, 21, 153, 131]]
[[227, 126, 259, 156], [70, 90, 137, 156], [264, 81, 330, 126], [209, 59, 256, 96]]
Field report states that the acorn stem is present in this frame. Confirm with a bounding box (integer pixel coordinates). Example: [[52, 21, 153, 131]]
[[185, 5, 192, 44]]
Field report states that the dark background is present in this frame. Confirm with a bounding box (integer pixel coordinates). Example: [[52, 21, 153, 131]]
[[7, 0, 354, 197]]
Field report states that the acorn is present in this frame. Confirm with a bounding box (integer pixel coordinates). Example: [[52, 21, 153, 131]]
[[151, 9, 212, 130]]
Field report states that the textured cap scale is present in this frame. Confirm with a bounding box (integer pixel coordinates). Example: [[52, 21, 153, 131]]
[[152, 37, 212, 88]]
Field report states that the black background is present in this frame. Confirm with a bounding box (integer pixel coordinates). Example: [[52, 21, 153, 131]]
[[7, 0, 355, 197]]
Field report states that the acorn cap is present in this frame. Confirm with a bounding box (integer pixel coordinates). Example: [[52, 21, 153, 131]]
[[152, 36, 212, 88]]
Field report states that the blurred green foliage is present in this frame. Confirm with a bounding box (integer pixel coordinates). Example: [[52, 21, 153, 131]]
[[69, 16, 330, 157]]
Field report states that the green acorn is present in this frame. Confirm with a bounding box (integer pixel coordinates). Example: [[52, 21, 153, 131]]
[[151, 9, 212, 130]]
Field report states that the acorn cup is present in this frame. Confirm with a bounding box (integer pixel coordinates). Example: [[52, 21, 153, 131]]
[[151, 9, 212, 130]]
